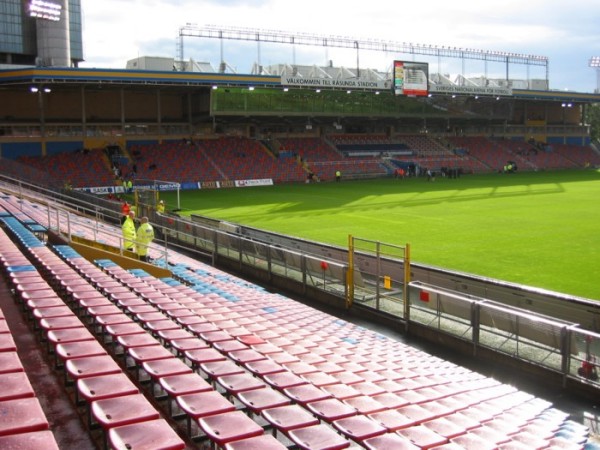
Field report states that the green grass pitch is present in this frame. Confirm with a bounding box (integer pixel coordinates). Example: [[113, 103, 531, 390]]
[[161, 170, 600, 301]]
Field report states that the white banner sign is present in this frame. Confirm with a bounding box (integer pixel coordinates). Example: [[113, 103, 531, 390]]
[[430, 85, 512, 96], [282, 77, 390, 90], [235, 179, 274, 187]]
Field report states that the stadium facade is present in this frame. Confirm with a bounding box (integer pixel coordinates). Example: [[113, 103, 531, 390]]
[[0, 22, 599, 173]]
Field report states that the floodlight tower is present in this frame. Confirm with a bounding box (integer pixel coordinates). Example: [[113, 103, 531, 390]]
[[589, 56, 600, 93]]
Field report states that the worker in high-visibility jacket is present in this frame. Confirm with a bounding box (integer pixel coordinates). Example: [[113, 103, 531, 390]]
[[121, 211, 136, 253], [136, 216, 154, 262], [156, 200, 165, 214]]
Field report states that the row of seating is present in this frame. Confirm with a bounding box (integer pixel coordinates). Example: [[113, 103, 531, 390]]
[[1, 192, 597, 449], [14, 135, 600, 192], [0, 221, 63, 448], [0, 214, 188, 450]]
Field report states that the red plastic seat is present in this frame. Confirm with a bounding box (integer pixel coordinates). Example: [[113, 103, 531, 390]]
[[363, 432, 420, 450], [262, 404, 319, 435], [0, 397, 49, 437], [0, 430, 59, 450], [77, 372, 139, 403], [224, 434, 288, 450], [213, 339, 248, 354], [126, 345, 175, 380], [184, 348, 226, 370], [158, 372, 213, 416], [0, 333, 18, 352], [244, 358, 285, 376], [200, 360, 245, 383], [176, 390, 236, 435], [142, 357, 192, 394], [39, 316, 83, 336], [288, 423, 351, 450], [199, 330, 234, 344], [91, 393, 160, 437], [115, 333, 160, 357], [450, 432, 497, 450], [0, 352, 23, 374], [55, 340, 107, 367], [396, 424, 448, 449], [170, 337, 209, 357], [306, 398, 357, 422], [423, 417, 468, 440], [0, 371, 35, 401], [47, 328, 95, 351], [263, 371, 308, 391], [322, 383, 361, 401], [343, 395, 387, 415], [334, 414, 388, 443], [284, 383, 332, 406], [228, 348, 267, 365], [65, 354, 122, 384], [198, 410, 264, 447], [25, 297, 64, 312], [108, 418, 185, 450], [216, 372, 266, 397], [237, 387, 291, 415]]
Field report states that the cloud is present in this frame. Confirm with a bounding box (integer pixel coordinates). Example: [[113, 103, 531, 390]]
[[79, 0, 600, 92]]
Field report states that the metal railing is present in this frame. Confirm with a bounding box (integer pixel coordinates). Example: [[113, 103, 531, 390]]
[[409, 281, 600, 388]]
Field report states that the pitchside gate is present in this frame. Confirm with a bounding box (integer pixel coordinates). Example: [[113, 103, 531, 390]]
[[347, 236, 411, 318]]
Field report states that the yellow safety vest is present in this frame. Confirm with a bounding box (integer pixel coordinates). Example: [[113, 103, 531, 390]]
[[121, 217, 136, 251], [136, 223, 154, 256]]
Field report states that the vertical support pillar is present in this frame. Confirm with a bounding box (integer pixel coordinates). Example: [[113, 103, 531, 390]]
[[403, 243, 411, 322], [346, 234, 354, 309]]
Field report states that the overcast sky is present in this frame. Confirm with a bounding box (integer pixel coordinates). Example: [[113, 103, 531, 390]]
[[80, 0, 600, 93]]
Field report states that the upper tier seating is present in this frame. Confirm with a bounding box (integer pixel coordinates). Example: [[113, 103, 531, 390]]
[[18, 148, 114, 188]]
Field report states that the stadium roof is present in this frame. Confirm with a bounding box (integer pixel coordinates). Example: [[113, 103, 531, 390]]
[[1, 67, 599, 103]]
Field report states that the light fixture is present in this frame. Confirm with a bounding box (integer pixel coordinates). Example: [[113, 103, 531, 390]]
[[43, 87, 51, 93], [346, 90, 351, 94], [315, 89, 321, 93], [30, 86, 39, 93], [212, 85, 218, 90], [283, 87, 289, 92], [374, 91, 380, 95], [248, 86, 255, 91]]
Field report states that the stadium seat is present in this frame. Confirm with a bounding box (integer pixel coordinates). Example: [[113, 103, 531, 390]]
[[0, 397, 49, 437], [287, 423, 351, 450], [176, 390, 236, 436], [108, 418, 186, 450], [237, 386, 291, 416], [198, 410, 264, 448], [0, 351, 24, 374], [363, 432, 420, 450], [224, 434, 288, 450], [158, 372, 213, 417], [0, 430, 60, 450]]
